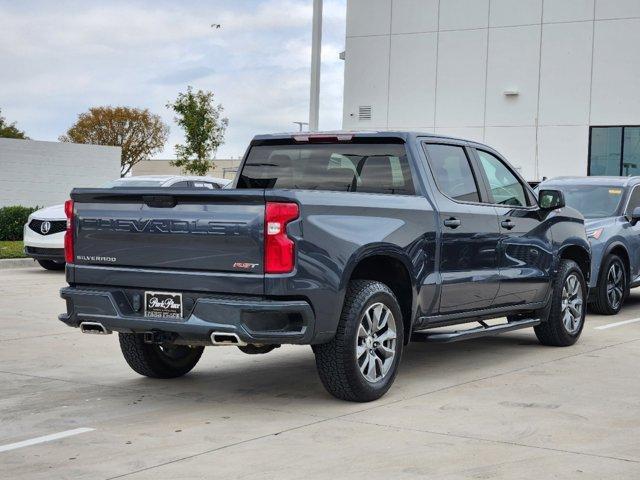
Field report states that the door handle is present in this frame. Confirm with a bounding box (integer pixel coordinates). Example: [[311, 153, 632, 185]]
[[444, 218, 461, 229], [501, 219, 515, 230]]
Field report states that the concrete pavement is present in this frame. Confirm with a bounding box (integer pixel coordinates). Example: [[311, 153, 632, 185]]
[[0, 267, 639, 479]]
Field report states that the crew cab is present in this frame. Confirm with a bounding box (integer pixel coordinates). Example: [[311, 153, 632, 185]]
[[60, 132, 590, 402]]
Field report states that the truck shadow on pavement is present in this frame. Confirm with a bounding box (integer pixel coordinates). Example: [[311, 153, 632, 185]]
[[16, 265, 65, 275], [115, 331, 550, 406]]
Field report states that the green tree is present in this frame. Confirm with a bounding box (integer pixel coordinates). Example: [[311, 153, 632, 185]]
[[59, 106, 169, 176], [0, 109, 28, 139], [167, 86, 228, 175]]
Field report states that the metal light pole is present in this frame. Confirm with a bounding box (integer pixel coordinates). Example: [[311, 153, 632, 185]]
[[309, 0, 322, 131]]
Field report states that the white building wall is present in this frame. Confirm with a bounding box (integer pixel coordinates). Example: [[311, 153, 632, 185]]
[[343, 0, 640, 180], [0, 139, 121, 207], [132, 159, 241, 179]]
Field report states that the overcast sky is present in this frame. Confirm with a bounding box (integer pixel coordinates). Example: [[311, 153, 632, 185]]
[[0, 0, 346, 159]]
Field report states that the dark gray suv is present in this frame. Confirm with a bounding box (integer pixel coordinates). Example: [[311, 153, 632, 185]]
[[538, 176, 640, 314]]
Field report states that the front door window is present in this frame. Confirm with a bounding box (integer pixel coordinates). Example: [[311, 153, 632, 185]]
[[476, 150, 527, 207]]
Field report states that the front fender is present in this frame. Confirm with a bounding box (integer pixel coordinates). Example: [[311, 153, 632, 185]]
[[556, 240, 591, 285], [544, 210, 590, 290]]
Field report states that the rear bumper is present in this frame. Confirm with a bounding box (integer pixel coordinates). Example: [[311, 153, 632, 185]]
[[59, 286, 316, 345], [24, 246, 65, 261]]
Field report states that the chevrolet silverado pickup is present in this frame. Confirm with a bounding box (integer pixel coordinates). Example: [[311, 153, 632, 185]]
[[60, 132, 590, 402]]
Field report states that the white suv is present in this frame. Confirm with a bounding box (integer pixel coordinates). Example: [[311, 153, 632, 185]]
[[24, 204, 67, 270], [23, 175, 232, 270]]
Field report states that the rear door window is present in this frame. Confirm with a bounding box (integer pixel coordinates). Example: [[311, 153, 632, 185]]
[[237, 143, 415, 195], [424, 144, 481, 202]]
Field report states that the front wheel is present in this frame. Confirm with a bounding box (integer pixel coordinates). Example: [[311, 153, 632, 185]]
[[314, 280, 404, 402], [119, 333, 204, 378], [535, 259, 586, 346], [591, 254, 627, 315]]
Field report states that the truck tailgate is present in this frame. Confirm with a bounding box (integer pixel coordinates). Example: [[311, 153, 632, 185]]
[[69, 189, 265, 292]]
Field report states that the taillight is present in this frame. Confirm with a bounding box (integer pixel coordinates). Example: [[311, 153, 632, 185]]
[[64, 199, 74, 263], [264, 202, 299, 274]]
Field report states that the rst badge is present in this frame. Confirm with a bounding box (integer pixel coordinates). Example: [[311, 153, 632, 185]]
[[233, 262, 259, 271]]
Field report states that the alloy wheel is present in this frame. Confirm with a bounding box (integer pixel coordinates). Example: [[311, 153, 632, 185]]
[[606, 262, 624, 310], [356, 302, 397, 383], [561, 274, 583, 334]]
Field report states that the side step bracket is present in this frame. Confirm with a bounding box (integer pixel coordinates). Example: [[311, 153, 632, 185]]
[[411, 318, 541, 343]]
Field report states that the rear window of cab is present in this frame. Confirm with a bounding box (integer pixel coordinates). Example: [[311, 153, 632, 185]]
[[237, 143, 415, 195]]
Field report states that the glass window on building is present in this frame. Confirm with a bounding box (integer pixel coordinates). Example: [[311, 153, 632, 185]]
[[589, 126, 640, 176], [589, 127, 622, 175], [623, 127, 640, 176]]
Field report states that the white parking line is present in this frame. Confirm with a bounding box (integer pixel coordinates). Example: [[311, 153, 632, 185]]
[[0, 428, 94, 453], [594, 317, 640, 330]]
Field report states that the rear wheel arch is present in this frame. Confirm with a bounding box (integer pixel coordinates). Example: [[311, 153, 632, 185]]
[[345, 251, 416, 344]]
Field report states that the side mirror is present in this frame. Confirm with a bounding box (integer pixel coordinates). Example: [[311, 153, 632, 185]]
[[538, 189, 565, 210], [630, 207, 640, 225]]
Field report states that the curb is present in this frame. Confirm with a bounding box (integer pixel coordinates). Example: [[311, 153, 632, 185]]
[[0, 258, 36, 269]]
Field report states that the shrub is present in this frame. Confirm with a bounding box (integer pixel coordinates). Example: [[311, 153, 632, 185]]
[[0, 206, 39, 241]]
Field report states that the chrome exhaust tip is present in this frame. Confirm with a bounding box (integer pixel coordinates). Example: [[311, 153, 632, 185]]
[[210, 331, 246, 346], [79, 322, 111, 335]]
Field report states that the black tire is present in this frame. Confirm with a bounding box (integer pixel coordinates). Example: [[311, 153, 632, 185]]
[[591, 254, 627, 315], [534, 259, 586, 346], [37, 259, 65, 271], [314, 280, 404, 402], [237, 344, 279, 355], [118, 333, 204, 378]]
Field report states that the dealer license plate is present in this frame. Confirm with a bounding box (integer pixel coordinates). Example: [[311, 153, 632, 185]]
[[144, 291, 183, 319]]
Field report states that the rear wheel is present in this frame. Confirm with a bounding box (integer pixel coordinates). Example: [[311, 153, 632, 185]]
[[314, 280, 404, 402], [535, 259, 586, 346], [37, 259, 65, 271], [119, 333, 204, 378], [591, 254, 627, 315]]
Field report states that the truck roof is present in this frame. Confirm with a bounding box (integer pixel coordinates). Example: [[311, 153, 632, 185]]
[[251, 130, 496, 150], [541, 176, 640, 188]]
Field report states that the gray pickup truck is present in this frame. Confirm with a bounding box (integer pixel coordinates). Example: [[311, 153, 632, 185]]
[[60, 132, 590, 402]]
